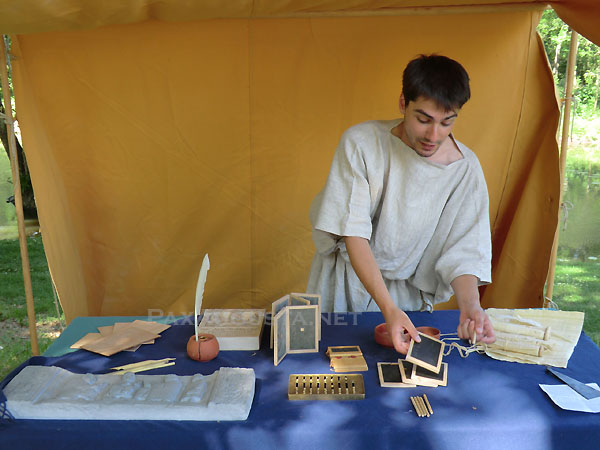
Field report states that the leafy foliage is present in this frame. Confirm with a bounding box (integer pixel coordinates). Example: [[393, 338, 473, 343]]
[[538, 10, 600, 305], [538, 9, 600, 118]]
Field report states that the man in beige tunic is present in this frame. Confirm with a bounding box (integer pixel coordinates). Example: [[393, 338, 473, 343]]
[[308, 54, 496, 353]]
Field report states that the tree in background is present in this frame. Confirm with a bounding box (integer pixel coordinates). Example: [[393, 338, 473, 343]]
[[538, 8, 600, 118], [538, 9, 600, 261]]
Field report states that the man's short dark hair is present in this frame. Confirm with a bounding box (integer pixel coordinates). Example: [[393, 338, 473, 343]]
[[402, 54, 470, 111]]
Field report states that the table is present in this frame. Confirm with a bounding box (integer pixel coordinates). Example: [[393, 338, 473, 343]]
[[2, 311, 600, 450]]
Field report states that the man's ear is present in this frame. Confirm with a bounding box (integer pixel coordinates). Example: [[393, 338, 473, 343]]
[[399, 94, 406, 114]]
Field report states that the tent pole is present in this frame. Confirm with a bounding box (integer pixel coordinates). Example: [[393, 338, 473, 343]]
[[0, 35, 39, 355], [545, 29, 579, 304]]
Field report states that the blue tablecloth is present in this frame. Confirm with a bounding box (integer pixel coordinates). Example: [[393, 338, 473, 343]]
[[2, 310, 600, 450]]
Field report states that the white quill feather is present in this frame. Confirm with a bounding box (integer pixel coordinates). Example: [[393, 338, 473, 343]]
[[194, 254, 210, 341]]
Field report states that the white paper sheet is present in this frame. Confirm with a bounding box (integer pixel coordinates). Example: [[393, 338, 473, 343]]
[[539, 383, 600, 413]]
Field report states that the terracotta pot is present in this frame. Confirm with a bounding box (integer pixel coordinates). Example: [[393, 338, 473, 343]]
[[374, 323, 394, 348], [374, 323, 441, 347], [415, 326, 441, 340], [187, 334, 219, 362]]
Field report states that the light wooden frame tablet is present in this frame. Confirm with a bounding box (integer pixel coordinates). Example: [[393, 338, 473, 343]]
[[398, 359, 415, 384], [411, 362, 448, 387], [291, 293, 321, 339], [405, 332, 445, 373], [290, 293, 321, 305], [287, 305, 319, 354], [378, 362, 416, 388], [273, 307, 289, 366], [271, 295, 290, 349], [271, 294, 310, 348]]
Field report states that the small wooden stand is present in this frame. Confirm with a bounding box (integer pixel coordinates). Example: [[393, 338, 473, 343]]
[[326, 346, 368, 372]]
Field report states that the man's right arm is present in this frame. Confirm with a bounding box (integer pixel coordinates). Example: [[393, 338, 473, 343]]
[[344, 236, 420, 353]]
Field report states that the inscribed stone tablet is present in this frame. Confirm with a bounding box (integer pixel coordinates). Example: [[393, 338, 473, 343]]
[[4, 366, 255, 421]]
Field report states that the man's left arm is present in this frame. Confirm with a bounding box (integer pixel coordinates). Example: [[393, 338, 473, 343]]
[[452, 274, 496, 344]]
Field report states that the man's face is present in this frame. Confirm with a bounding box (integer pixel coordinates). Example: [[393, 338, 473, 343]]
[[398, 95, 459, 158]]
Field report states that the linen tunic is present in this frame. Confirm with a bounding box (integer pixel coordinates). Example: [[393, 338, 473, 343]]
[[307, 119, 491, 312]]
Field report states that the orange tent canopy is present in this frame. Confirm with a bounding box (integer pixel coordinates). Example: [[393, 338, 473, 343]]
[[0, 1, 598, 46], [1, 1, 598, 322]]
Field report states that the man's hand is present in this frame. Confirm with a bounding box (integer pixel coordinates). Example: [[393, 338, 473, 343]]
[[457, 303, 495, 344], [452, 274, 496, 344], [382, 305, 421, 354]]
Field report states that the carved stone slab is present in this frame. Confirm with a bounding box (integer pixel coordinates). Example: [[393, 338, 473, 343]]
[[4, 365, 255, 421]]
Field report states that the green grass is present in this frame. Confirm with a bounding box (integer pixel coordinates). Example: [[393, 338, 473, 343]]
[[0, 236, 64, 380], [552, 259, 600, 346], [0, 235, 57, 321], [0, 225, 18, 240]]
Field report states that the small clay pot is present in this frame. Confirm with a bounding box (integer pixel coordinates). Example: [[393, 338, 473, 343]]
[[374, 323, 442, 348], [374, 323, 394, 348], [187, 334, 219, 362], [415, 326, 441, 340]]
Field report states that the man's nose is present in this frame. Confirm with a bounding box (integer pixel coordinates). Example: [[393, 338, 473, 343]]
[[425, 124, 440, 142]]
